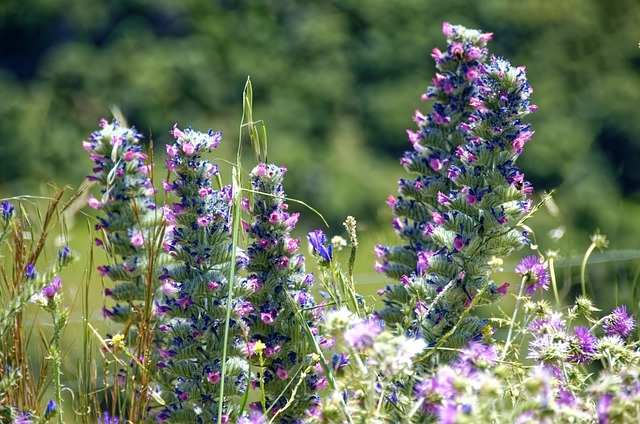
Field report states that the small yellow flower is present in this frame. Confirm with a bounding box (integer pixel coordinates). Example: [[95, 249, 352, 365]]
[[253, 340, 266, 354], [110, 333, 125, 349]]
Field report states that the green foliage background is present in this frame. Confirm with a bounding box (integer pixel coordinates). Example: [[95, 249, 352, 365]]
[[1, 0, 640, 256]]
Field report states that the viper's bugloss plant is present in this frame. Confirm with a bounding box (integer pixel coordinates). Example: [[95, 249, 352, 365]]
[[84, 118, 169, 420], [378, 22, 537, 355], [85, 118, 165, 326], [243, 163, 327, 422], [155, 125, 248, 423]]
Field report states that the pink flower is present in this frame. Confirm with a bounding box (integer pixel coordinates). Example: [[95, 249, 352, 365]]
[[437, 192, 452, 205], [269, 211, 281, 223], [123, 150, 136, 161], [241, 342, 258, 356], [512, 131, 534, 154], [276, 366, 288, 380], [208, 281, 221, 291], [497, 282, 510, 294], [406, 129, 423, 145], [82, 140, 93, 151], [467, 46, 482, 59], [465, 67, 479, 82], [87, 195, 102, 210], [255, 163, 267, 177], [429, 157, 443, 171], [182, 142, 195, 155], [442, 21, 454, 36], [130, 232, 144, 247], [417, 251, 435, 275], [171, 123, 184, 139], [479, 32, 493, 42], [264, 345, 281, 357], [283, 212, 299, 228], [450, 42, 464, 57], [432, 212, 445, 225], [431, 47, 444, 62], [162, 180, 174, 192], [166, 144, 178, 158], [374, 260, 386, 273], [165, 158, 177, 170], [261, 312, 275, 324], [453, 235, 465, 251], [110, 136, 123, 147], [161, 279, 179, 294], [197, 216, 211, 227], [286, 238, 300, 253], [386, 195, 396, 208], [207, 372, 221, 384], [246, 276, 261, 291]]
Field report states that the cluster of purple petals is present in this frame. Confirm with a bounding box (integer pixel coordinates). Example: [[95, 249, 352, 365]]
[[602, 305, 636, 339], [242, 163, 327, 422], [515, 255, 550, 296], [414, 341, 497, 422]]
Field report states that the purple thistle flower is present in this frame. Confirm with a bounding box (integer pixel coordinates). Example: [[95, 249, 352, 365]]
[[602, 305, 635, 338], [596, 393, 613, 424], [528, 312, 566, 337], [12, 410, 33, 424], [343, 318, 383, 350], [307, 229, 333, 262], [455, 341, 497, 373], [569, 326, 597, 364], [515, 255, 550, 295]]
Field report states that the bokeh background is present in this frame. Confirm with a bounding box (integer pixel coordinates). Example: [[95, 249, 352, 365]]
[[1, 1, 640, 323]]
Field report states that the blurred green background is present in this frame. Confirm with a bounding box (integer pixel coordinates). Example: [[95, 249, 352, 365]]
[[1, 0, 640, 299]]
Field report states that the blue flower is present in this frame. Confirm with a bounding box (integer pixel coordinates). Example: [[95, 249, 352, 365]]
[[1, 200, 14, 220], [307, 229, 333, 262], [98, 411, 120, 424], [44, 400, 57, 418], [25, 263, 36, 279]]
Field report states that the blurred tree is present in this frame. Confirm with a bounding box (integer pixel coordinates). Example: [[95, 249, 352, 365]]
[[1, 0, 639, 248]]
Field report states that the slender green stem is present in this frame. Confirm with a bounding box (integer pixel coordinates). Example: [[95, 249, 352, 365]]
[[51, 303, 63, 424], [375, 380, 388, 417], [218, 167, 243, 423], [581, 242, 597, 297], [502, 276, 527, 361], [549, 256, 560, 308]]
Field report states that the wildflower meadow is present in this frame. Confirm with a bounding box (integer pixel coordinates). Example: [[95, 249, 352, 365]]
[[3, 22, 640, 424]]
